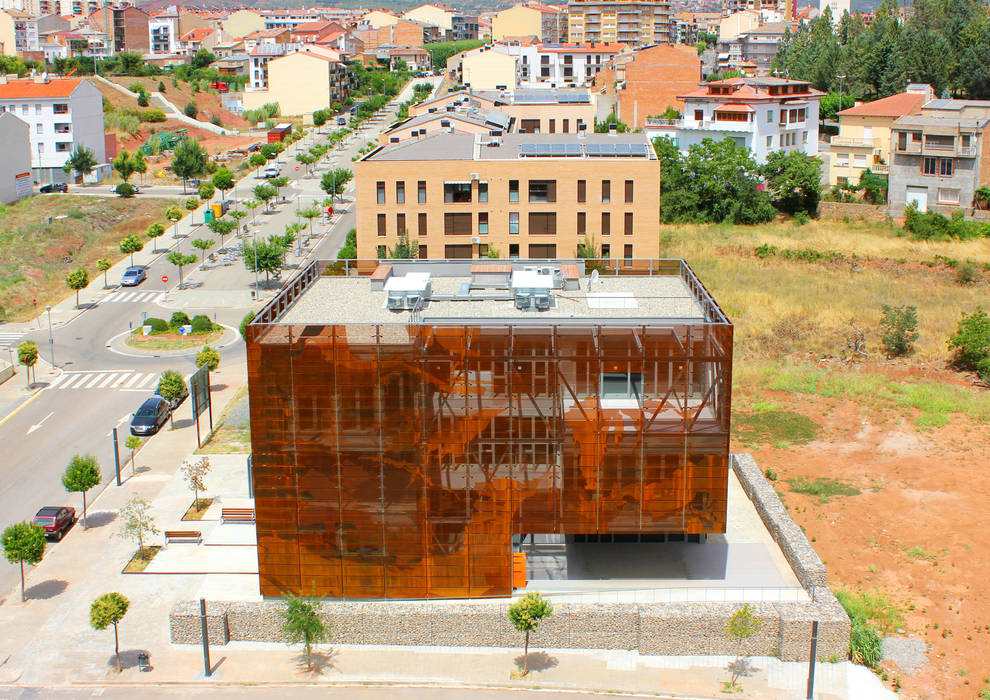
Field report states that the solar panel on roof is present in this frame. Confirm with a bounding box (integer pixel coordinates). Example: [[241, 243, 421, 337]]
[[585, 143, 601, 155], [536, 143, 553, 156], [566, 143, 581, 156], [551, 143, 566, 155], [615, 143, 631, 155], [520, 143, 537, 156]]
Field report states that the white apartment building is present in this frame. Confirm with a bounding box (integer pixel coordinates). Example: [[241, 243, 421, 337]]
[[0, 75, 106, 184], [149, 7, 180, 56], [462, 41, 627, 91], [648, 76, 822, 163]]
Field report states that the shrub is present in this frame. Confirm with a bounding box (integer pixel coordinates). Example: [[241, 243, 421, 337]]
[[140, 109, 166, 123], [849, 618, 883, 668], [143, 317, 169, 333], [183, 102, 198, 119], [136, 91, 149, 107], [977, 357, 990, 383], [956, 261, 980, 285], [115, 183, 136, 197], [879, 304, 919, 357], [239, 311, 256, 340], [793, 210, 810, 226], [191, 315, 214, 333], [210, 113, 223, 127], [169, 312, 191, 329], [948, 308, 990, 370]]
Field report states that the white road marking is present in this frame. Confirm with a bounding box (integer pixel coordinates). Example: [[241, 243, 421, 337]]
[[135, 373, 156, 388], [59, 373, 88, 389], [122, 373, 142, 388], [46, 374, 68, 389], [111, 372, 132, 387], [26, 411, 53, 435], [96, 374, 117, 388], [81, 373, 107, 389]]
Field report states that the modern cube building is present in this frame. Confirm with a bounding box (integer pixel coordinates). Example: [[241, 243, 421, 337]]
[[246, 258, 732, 599]]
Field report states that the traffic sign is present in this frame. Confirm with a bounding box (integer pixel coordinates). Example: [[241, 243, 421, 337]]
[[161, 275, 168, 283]]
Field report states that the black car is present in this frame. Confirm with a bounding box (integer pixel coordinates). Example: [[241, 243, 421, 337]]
[[130, 396, 171, 436], [247, 142, 263, 152], [40, 183, 68, 193]]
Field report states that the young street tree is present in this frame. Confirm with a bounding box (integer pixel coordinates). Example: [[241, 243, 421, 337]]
[[298, 206, 322, 239], [119, 234, 143, 266], [320, 168, 352, 201], [2, 521, 46, 602], [157, 369, 187, 429], [212, 168, 234, 201], [198, 181, 215, 201], [146, 223, 165, 252], [165, 206, 183, 238], [282, 595, 331, 671], [192, 238, 215, 263], [90, 592, 130, 672], [117, 496, 158, 555], [63, 144, 97, 180], [112, 149, 137, 183], [253, 183, 276, 212], [181, 456, 211, 510], [66, 267, 89, 307], [249, 152, 266, 175], [207, 217, 237, 249], [725, 603, 763, 692], [17, 340, 38, 386], [196, 345, 220, 371], [167, 251, 197, 289], [507, 591, 553, 676], [97, 257, 113, 287], [124, 435, 142, 473], [62, 454, 101, 529], [171, 138, 208, 189]]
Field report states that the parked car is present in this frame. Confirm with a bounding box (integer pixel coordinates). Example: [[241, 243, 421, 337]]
[[39, 183, 68, 193], [130, 396, 171, 436], [154, 382, 189, 410], [337, 116, 347, 126], [263, 165, 281, 179], [120, 266, 147, 287], [247, 142, 263, 152], [32, 506, 76, 541]]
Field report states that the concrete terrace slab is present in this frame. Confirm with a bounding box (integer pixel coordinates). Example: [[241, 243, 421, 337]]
[[146, 543, 258, 574], [204, 522, 257, 547]]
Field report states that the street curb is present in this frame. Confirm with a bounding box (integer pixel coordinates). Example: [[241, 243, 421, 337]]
[[105, 324, 241, 359]]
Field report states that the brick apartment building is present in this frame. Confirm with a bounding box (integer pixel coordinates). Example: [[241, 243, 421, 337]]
[[87, 5, 149, 54], [567, 0, 672, 46], [355, 131, 661, 262], [595, 44, 702, 128]]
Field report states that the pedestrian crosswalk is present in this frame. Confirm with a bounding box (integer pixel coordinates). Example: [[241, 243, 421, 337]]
[[102, 290, 165, 305], [48, 370, 161, 391], [0, 332, 24, 350]]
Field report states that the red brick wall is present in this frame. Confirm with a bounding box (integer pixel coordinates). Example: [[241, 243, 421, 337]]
[[617, 45, 701, 128]]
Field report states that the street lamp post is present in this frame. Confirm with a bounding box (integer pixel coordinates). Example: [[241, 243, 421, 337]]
[[45, 304, 54, 368]]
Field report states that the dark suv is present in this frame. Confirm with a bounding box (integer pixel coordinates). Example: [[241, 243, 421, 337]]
[[130, 396, 171, 436], [33, 506, 76, 541]]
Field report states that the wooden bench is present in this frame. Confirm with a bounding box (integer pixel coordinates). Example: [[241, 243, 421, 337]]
[[221, 508, 255, 523], [164, 530, 202, 545]]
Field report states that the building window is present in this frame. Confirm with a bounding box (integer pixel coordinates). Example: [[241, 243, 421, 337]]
[[34, 103, 40, 114], [35, 123, 42, 134], [563, 119, 569, 133], [418, 212, 427, 236], [767, 110, 774, 123], [509, 179, 519, 202], [693, 109, 702, 121], [601, 243, 610, 258], [53, 103, 68, 114], [600, 371, 642, 405], [624, 212, 633, 235], [377, 213, 386, 236], [396, 213, 406, 234], [444, 213, 472, 235], [577, 212, 586, 235], [418, 244, 428, 259], [528, 212, 556, 235], [478, 212, 488, 234], [528, 243, 556, 258], [923, 157, 953, 176], [417, 180, 426, 203], [577, 179, 586, 203], [509, 211, 519, 234], [766, 135, 773, 150], [519, 119, 540, 133], [854, 154, 866, 167], [922, 157, 936, 175], [528, 180, 556, 202], [601, 212, 610, 235], [939, 158, 954, 176], [624, 180, 633, 203], [624, 243, 633, 263], [376, 181, 385, 204], [396, 181, 405, 204], [478, 182, 488, 202], [601, 180, 610, 203], [836, 153, 849, 167], [376, 244, 386, 258], [937, 188, 960, 204], [509, 243, 519, 258], [55, 142, 71, 152], [444, 182, 472, 203]]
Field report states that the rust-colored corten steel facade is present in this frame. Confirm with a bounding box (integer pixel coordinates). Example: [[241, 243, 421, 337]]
[[247, 259, 732, 599]]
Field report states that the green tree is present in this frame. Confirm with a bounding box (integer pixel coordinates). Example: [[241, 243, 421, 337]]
[[880, 304, 919, 357], [818, 92, 856, 122], [240, 237, 287, 281], [761, 150, 823, 216], [165, 206, 183, 237], [181, 456, 210, 509], [196, 345, 220, 371], [183, 101, 198, 119], [239, 311, 256, 340], [90, 592, 129, 672], [112, 149, 136, 183], [171, 138, 208, 187], [282, 595, 331, 671], [63, 144, 97, 179], [337, 228, 357, 260], [66, 267, 89, 307], [593, 113, 629, 133], [207, 217, 237, 249], [507, 592, 553, 676], [198, 181, 215, 201], [296, 152, 316, 174], [167, 251, 197, 290], [136, 90, 149, 107], [119, 234, 143, 266], [157, 369, 187, 429], [146, 222, 165, 252], [249, 152, 267, 174], [948, 307, 990, 370], [253, 183, 277, 211], [725, 603, 763, 691], [17, 340, 38, 386], [191, 48, 215, 69], [212, 168, 234, 200], [312, 109, 328, 127], [960, 24, 990, 98], [115, 182, 136, 198], [298, 206, 322, 238], [124, 435, 142, 473], [96, 257, 112, 288], [62, 454, 101, 529], [388, 232, 418, 259], [857, 168, 887, 204], [2, 522, 45, 602], [117, 496, 158, 554], [270, 175, 289, 199], [320, 168, 352, 200], [229, 208, 247, 235], [192, 238, 215, 262], [185, 197, 199, 212]]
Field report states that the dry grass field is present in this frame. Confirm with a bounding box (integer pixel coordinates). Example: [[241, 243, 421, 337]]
[[667, 218, 990, 698]]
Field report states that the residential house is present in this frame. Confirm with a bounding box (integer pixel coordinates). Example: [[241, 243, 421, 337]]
[[361, 9, 399, 29], [0, 111, 31, 203], [379, 106, 512, 145], [356, 131, 660, 260], [355, 18, 441, 50], [220, 9, 264, 38], [148, 6, 180, 55], [243, 47, 350, 116], [401, 3, 456, 32], [716, 21, 794, 74], [411, 88, 596, 135], [87, 5, 149, 54], [451, 14, 479, 41], [178, 27, 220, 56], [0, 11, 14, 55], [462, 41, 627, 90], [0, 75, 106, 184], [493, 4, 568, 43], [260, 9, 325, 30], [829, 85, 930, 187]]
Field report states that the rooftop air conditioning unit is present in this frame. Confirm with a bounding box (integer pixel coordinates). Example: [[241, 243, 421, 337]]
[[471, 236, 481, 244]]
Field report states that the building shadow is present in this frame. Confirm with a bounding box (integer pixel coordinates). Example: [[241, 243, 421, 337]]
[[295, 648, 338, 676], [84, 511, 117, 528], [209, 383, 228, 392], [514, 650, 558, 673], [25, 579, 68, 600], [171, 418, 194, 429]]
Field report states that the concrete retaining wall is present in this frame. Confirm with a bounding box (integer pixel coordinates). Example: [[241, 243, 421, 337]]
[[819, 201, 887, 222], [170, 454, 850, 661]]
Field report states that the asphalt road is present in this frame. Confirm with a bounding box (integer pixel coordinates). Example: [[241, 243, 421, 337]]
[[0, 79, 437, 597], [0, 686, 666, 699]]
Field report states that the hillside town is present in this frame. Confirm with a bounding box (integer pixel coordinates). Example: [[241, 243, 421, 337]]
[[0, 0, 988, 699]]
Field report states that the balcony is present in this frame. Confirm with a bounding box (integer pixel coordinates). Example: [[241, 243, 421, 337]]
[[871, 164, 889, 174], [831, 136, 877, 149], [682, 119, 753, 133], [645, 118, 678, 128]]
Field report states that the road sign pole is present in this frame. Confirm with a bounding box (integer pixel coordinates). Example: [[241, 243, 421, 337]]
[[112, 427, 121, 486], [199, 598, 212, 678]]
